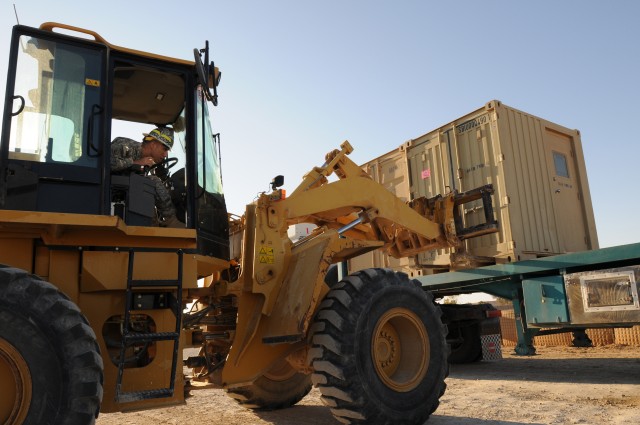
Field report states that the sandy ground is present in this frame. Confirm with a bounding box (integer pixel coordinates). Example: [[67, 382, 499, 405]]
[[96, 345, 640, 425]]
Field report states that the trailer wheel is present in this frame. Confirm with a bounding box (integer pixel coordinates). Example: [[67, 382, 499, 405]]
[[447, 324, 482, 364], [227, 358, 312, 410], [0, 267, 103, 425], [309, 268, 449, 424]]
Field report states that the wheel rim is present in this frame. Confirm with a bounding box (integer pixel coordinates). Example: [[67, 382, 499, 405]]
[[0, 338, 32, 424], [372, 307, 429, 392]]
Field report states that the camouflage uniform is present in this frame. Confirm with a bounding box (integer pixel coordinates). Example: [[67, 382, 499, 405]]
[[111, 137, 177, 223]]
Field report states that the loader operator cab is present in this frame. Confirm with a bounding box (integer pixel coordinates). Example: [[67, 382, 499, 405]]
[[0, 23, 229, 259]]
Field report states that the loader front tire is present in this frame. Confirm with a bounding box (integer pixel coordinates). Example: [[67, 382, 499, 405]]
[[0, 266, 103, 425], [227, 358, 312, 410], [309, 268, 449, 424]]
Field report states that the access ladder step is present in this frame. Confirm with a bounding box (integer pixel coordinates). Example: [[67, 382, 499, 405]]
[[129, 279, 181, 288], [116, 388, 174, 403], [115, 249, 184, 405], [123, 332, 180, 344]]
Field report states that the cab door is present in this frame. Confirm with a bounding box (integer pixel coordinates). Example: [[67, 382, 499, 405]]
[[0, 25, 106, 214], [192, 87, 229, 260]]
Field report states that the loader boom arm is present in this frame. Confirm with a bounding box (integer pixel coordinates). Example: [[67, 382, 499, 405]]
[[285, 141, 497, 256], [221, 141, 497, 387]]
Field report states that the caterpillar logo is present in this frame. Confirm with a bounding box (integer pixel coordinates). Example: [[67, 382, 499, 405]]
[[456, 114, 489, 135]]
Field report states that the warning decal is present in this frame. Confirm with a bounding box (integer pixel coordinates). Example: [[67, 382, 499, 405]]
[[259, 246, 275, 264]]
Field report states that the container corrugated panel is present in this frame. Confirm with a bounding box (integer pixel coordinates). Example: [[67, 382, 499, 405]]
[[352, 100, 599, 273], [348, 148, 416, 273]]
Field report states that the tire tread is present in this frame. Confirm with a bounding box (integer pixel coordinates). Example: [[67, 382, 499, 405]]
[[309, 268, 449, 424], [0, 267, 103, 424]]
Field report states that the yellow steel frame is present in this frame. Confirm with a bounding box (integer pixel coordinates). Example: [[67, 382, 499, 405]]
[[221, 142, 459, 386], [0, 210, 229, 412]]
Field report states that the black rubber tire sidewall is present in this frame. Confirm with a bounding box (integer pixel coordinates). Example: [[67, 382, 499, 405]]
[[0, 267, 103, 425], [355, 282, 448, 418], [310, 268, 449, 424], [227, 365, 312, 410], [0, 307, 63, 424]]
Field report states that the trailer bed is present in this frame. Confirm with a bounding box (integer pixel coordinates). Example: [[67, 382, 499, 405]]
[[416, 242, 640, 354]]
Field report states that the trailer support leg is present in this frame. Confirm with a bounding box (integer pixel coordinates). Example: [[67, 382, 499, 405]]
[[512, 295, 537, 356]]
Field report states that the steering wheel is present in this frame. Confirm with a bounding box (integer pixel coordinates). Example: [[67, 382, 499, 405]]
[[147, 157, 179, 182], [147, 157, 178, 173]]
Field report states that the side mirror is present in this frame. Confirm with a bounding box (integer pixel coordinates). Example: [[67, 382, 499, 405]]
[[194, 41, 219, 105], [209, 62, 221, 87]]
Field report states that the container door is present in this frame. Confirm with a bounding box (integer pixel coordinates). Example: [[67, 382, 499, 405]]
[[446, 112, 504, 257], [543, 130, 589, 252]]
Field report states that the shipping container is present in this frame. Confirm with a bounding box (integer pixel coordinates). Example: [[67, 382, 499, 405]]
[[350, 100, 599, 274], [349, 148, 414, 272]]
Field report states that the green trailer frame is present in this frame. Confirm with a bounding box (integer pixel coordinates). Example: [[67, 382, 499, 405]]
[[416, 242, 640, 355]]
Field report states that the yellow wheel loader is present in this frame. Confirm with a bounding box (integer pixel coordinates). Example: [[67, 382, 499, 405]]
[[0, 23, 497, 425]]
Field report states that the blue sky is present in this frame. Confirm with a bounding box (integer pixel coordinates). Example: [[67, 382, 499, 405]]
[[1, 1, 639, 248]]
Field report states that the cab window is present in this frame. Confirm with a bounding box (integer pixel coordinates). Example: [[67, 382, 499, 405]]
[[9, 35, 102, 167]]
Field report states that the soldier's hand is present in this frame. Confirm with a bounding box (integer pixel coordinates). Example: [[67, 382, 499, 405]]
[[134, 157, 155, 167]]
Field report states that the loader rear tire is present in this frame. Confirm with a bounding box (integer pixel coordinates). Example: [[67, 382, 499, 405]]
[[0, 266, 103, 425], [309, 268, 449, 424], [226, 358, 312, 410]]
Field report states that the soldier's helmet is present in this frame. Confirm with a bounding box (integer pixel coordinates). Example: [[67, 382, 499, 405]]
[[143, 127, 174, 150]]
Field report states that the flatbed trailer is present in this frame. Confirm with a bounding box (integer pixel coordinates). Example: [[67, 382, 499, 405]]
[[415, 242, 640, 355]]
